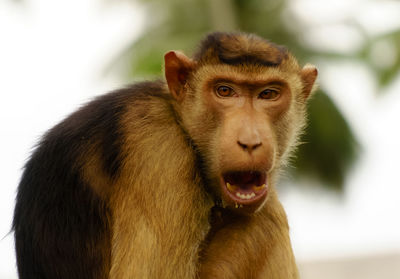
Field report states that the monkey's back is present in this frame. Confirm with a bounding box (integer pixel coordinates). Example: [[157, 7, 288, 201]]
[[12, 81, 175, 279]]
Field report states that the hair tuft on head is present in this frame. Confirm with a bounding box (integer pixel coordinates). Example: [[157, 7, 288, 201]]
[[194, 32, 288, 67]]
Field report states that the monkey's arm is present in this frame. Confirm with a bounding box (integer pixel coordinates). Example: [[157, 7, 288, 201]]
[[198, 190, 299, 279]]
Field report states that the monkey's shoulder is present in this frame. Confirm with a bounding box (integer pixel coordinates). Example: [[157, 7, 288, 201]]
[[28, 80, 175, 176]]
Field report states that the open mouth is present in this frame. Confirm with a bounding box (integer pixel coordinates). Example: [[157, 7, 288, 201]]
[[221, 170, 268, 206]]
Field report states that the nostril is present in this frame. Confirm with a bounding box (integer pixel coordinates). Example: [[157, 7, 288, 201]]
[[237, 141, 247, 150], [253, 142, 262, 150]]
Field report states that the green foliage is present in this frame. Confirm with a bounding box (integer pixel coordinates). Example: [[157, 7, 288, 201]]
[[293, 91, 358, 190]]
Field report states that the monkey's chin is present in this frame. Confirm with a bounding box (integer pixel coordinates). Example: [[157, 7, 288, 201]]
[[219, 171, 269, 215]]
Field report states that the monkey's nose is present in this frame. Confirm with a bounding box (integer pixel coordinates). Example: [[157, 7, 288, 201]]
[[237, 140, 262, 153]]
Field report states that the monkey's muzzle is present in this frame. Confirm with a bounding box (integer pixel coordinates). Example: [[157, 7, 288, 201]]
[[220, 171, 268, 211]]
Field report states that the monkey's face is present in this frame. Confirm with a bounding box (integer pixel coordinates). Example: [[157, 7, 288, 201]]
[[184, 65, 299, 214], [164, 48, 317, 215]]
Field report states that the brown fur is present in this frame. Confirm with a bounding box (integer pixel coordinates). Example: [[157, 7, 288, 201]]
[[198, 190, 298, 278], [108, 95, 212, 278], [13, 32, 317, 279]]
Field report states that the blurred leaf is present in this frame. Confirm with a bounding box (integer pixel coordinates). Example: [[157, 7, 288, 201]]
[[293, 91, 359, 189], [352, 30, 400, 89], [373, 32, 400, 88]]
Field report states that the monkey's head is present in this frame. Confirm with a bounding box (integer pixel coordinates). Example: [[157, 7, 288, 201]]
[[165, 32, 317, 215]]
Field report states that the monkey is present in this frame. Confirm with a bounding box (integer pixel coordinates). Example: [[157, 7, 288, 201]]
[[13, 32, 317, 279]]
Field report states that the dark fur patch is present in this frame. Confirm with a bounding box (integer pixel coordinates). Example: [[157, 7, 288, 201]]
[[13, 133, 112, 279], [194, 32, 288, 67], [72, 91, 128, 179]]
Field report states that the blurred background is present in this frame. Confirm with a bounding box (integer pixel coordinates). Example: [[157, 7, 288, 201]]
[[1, 0, 399, 278]]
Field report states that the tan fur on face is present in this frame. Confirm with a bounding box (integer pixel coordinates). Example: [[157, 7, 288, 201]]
[[182, 61, 310, 178]]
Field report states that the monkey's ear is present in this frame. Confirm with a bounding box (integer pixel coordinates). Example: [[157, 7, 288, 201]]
[[300, 64, 318, 100], [164, 51, 196, 102]]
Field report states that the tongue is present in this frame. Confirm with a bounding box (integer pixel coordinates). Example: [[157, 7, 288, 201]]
[[235, 184, 254, 193]]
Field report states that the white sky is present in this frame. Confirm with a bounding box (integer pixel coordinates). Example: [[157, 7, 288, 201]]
[[1, 0, 400, 278]]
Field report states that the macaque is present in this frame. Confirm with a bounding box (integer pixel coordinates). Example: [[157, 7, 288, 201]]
[[13, 32, 317, 279]]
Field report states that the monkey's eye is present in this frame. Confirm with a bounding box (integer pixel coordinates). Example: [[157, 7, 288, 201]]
[[258, 89, 280, 100], [216, 86, 235, 97]]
